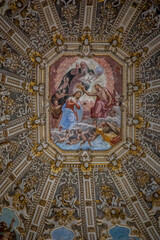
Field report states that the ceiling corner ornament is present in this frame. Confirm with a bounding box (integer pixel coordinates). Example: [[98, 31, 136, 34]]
[[0, 0, 160, 239]]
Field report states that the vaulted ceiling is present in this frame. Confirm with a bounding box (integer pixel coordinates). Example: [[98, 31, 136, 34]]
[[0, 0, 160, 240]]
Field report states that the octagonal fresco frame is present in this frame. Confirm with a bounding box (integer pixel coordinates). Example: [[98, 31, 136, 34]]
[[47, 52, 126, 151], [32, 47, 135, 165]]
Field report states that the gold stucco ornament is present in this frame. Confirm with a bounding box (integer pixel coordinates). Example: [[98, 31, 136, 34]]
[[30, 52, 42, 64], [149, 191, 160, 207], [32, 141, 48, 157], [51, 160, 63, 173], [108, 159, 122, 172], [53, 33, 64, 46], [81, 34, 93, 45], [129, 142, 141, 155], [104, 207, 126, 222], [12, 192, 27, 210], [54, 208, 75, 225]]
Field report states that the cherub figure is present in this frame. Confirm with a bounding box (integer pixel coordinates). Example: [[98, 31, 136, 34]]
[[50, 100, 61, 119], [56, 89, 68, 99], [56, 130, 74, 143]]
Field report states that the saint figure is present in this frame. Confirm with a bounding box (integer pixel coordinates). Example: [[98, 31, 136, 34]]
[[59, 91, 83, 130], [82, 84, 115, 118]]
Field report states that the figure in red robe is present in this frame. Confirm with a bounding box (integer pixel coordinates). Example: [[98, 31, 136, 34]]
[[83, 84, 115, 118]]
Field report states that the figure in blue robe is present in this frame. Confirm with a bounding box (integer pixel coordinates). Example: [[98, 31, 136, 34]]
[[59, 92, 83, 130]]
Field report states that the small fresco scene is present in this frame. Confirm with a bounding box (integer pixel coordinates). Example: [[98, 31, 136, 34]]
[[109, 225, 140, 240], [0, 208, 20, 240], [49, 56, 123, 151], [52, 227, 74, 240]]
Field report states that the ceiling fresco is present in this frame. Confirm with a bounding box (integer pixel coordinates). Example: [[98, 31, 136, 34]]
[[49, 55, 123, 151], [0, 0, 160, 240]]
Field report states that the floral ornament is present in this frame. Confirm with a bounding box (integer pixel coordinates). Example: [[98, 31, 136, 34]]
[[127, 82, 143, 96], [25, 116, 39, 129], [12, 192, 27, 210], [29, 52, 42, 64], [54, 208, 74, 225], [81, 34, 93, 46], [53, 33, 64, 46], [104, 207, 126, 222]]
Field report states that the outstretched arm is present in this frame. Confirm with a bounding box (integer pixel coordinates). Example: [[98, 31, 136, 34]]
[[83, 88, 97, 97]]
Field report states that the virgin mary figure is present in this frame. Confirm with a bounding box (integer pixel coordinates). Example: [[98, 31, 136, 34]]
[[59, 91, 83, 131]]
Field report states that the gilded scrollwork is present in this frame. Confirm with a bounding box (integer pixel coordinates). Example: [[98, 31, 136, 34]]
[[0, 131, 32, 176], [0, 140, 19, 174], [95, 0, 124, 36], [139, 50, 160, 82], [125, 2, 160, 51], [0, 35, 33, 79], [139, 91, 160, 122], [124, 156, 160, 217], [0, 84, 32, 127], [55, 0, 80, 36], [138, 128, 160, 157], [3, 0, 51, 53]]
